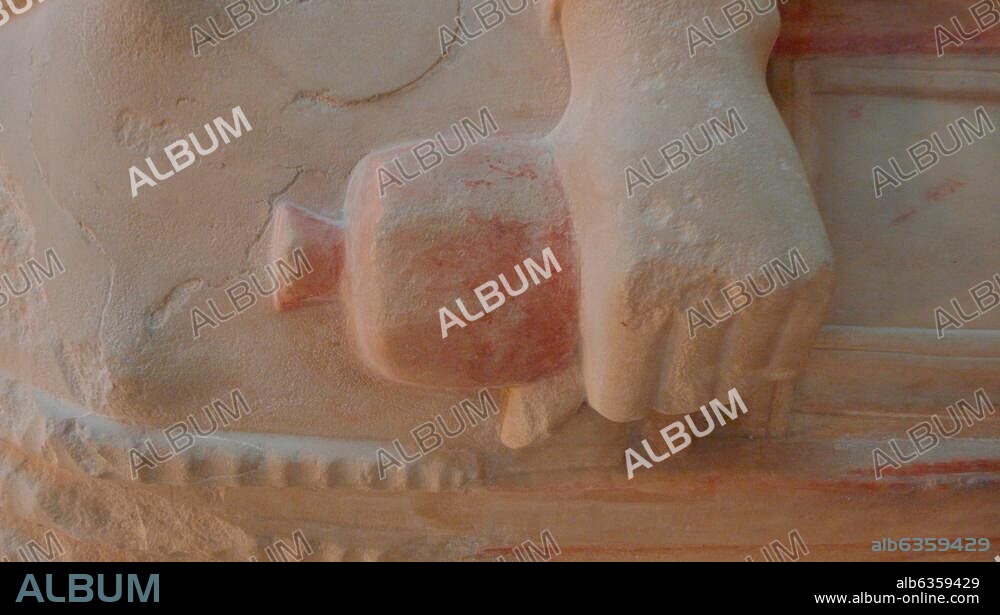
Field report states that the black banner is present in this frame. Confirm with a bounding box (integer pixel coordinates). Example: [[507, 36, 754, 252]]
[[0, 563, 995, 610]]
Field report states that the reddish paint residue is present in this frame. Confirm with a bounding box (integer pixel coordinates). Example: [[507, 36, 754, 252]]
[[774, 33, 939, 58], [847, 104, 864, 120], [273, 205, 346, 310], [374, 210, 577, 387], [463, 179, 493, 188], [488, 161, 539, 181], [889, 179, 964, 226], [890, 208, 917, 226], [774, 1, 1000, 57], [926, 178, 964, 202], [895, 459, 1000, 477], [804, 479, 913, 493], [850, 459, 1000, 479]]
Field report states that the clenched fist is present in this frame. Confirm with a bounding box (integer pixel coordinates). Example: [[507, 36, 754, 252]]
[[538, 0, 833, 434]]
